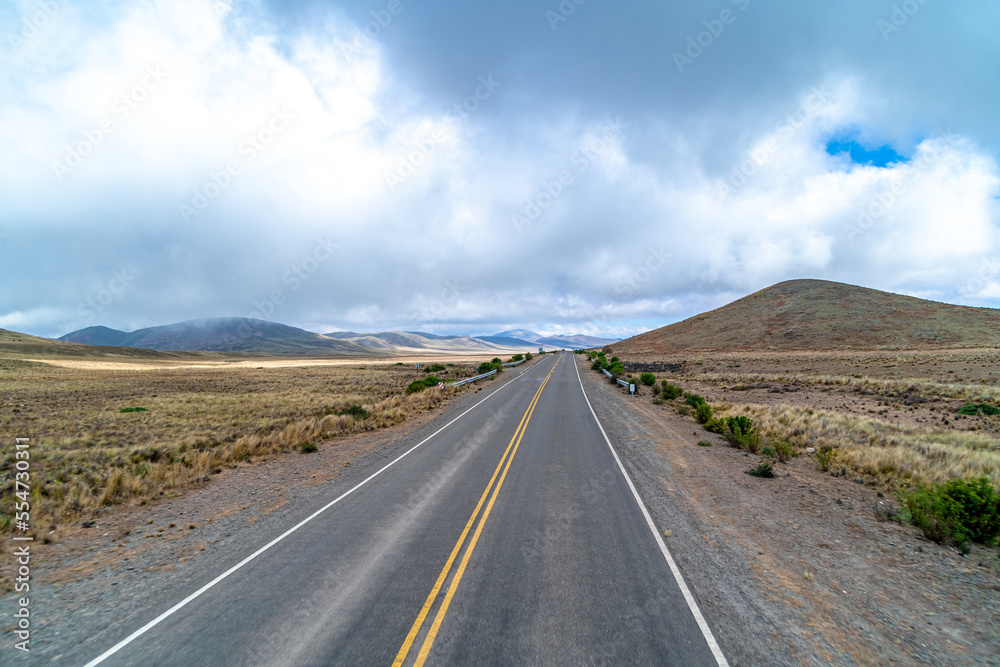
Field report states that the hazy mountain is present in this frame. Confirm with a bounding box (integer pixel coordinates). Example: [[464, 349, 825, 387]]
[[60, 318, 377, 356], [611, 279, 1000, 355]]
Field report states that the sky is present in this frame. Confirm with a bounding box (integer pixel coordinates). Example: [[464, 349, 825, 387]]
[[1, 0, 999, 340]]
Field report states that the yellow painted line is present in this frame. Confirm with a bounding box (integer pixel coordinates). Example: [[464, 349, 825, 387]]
[[394, 359, 557, 667], [412, 363, 556, 666]]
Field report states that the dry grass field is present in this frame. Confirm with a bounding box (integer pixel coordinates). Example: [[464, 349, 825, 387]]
[[615, 348, 1000, 491], [0, 356, 487, 534]]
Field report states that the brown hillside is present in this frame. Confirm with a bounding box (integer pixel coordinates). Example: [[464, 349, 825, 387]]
[[0, 328, 221, 361], [613, 279, 1000, 355]]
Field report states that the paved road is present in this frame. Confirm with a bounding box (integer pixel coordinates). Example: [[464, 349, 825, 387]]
[[83, 353, 727, 666]]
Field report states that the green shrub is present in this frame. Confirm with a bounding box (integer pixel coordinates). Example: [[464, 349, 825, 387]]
[[652, 397, 665, 406], [491, 357, 502, 365], [902, 477, 1000, 551], [722, 416, 759, 452], [611, 356, 620, 364], [338, 405, 370, 419], [703, 417, 726, 435], [300, 442, 318, 453], [608, 362, 625, 376], [509, 354, 524, 362], [746, 462, 774, 478], [639, 372, 656, 387], [773, 441, 794, 463], [406, 376, 444, 394], [683, 392, 706, 407], [424, 364, 447, 373], [816, 445, 834, 471], [957, 403, 1000, 416], [120, 407, 148, 413], [695, 402, 713, 424], [761, 447, 775, 457], [652, 383, 661, 396], [697, 440, 713, 447], [661, 382, 682, 400]]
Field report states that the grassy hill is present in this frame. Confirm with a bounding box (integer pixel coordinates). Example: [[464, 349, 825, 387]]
[[612, 279, 1000, 356]]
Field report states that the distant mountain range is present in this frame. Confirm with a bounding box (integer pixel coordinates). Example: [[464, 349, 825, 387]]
[[57, 319, 618, 355]]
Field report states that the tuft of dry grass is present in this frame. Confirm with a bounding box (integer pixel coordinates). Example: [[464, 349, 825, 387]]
[[714, 403, 1000, 490], [0, 360, 481, 532]]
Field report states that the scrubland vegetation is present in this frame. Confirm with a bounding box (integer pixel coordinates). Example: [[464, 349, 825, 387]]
[[0, 359, 481, 533]]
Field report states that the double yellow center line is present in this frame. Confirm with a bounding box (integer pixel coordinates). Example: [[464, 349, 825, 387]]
[[392, 359, 558, 666]]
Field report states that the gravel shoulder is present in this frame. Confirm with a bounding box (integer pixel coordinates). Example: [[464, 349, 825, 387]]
[[578, 355, 1000, 666]]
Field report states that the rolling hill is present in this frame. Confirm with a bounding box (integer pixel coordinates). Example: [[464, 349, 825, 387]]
[[0, 328, 214, 361], [611, 279, 1000, 356]]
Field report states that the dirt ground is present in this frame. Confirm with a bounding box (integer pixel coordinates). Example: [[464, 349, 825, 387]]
[[578, 354, 1000, 665]]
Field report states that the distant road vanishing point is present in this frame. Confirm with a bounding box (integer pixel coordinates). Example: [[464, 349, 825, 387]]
[[82, 353, 727, 666]]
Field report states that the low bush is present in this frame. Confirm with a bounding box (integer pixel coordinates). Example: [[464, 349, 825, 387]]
[[683, 392, 706, 407], [509, 354, 524, 363], [773, 440, 794, 463], [746, 462, 774, 478], [639, 372, 656, 387], [337, 405, 370, 419], [120, 407, 148, 413], [661, 382, 682, 400], [721, 415, 759, 452], [299, 442, 318, 453], [406, 376, 444, 394], [697, 440, 713, 447], [902, 477, 1000, 551], [424, 364, 447, 373], [525, 352, 533, 360], [652, 397, 665, 406], [816, 445, 834, 471], [957, 403, 1000, 416], [695, 402, 713, 424]]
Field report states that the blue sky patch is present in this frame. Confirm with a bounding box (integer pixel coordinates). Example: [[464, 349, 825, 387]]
[[826, 137, 907, 167]]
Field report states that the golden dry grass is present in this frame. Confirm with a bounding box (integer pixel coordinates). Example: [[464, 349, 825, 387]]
[[714, 402, 1000, 490], [700, 371, 1000, 403], [0, 359, 481, 532]]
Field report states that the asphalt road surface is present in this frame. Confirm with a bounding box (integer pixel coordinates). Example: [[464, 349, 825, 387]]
[[82, 353, 728, 666]]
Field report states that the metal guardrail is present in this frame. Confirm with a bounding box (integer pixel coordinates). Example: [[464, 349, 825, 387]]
[[451, 369, 498, 387], [501, 358, 526, 367], [602, 369, 613, 378], [616, 378, 630, 388]]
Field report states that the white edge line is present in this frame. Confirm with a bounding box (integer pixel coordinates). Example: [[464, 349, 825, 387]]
[[82, 359, 546, 667], [572, 357, 730, 667]]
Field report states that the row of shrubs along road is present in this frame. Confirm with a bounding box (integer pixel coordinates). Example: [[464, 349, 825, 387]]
[[579, 349, 1000, 555]]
